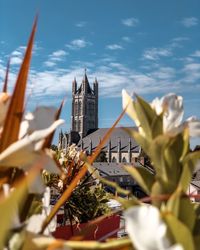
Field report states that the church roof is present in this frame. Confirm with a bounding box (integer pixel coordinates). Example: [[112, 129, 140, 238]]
[[78, 127, 140, 152]]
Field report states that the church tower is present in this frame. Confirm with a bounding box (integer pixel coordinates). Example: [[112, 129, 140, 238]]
[[71, 70, 98, 138]]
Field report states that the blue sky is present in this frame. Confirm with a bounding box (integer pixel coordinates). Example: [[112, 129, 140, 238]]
[[0, 0, 200, 146]]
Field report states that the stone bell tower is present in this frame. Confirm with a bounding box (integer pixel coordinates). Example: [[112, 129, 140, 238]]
[[71, 70, 98, 138]]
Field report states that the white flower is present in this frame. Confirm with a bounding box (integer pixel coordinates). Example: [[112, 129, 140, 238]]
[[123, 90, 200, 137], [124, 205, 183, 250], [19, 106, 58, 138], [122, 89, 145, 136], [0, 119, 64, 193], [26, 187, 56, 235], [151, 93, 184, 135], [151, 93, 200, 137]]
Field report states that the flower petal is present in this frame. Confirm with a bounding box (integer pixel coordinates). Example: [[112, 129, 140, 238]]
[[0, 119, 64, 168], [124, 205, 181, 250], [161, 93, 184, 134], [122, 89, 139, 126], [20, 106, 58, 138]]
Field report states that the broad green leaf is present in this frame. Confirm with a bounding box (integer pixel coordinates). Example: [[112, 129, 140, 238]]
[[164, 140, 182, 188], [149, 135, 170, 182], [124, 166, 155, 194], [151, 181, 166, 208], [179, 197, 196, 232], [180, 128, 190, 161], [124, 128, 150, 154], [193, 203, 200, 235], [134, 95, 156, 139], [151, 113, 163, 138], [194, 236, 200, 250], [0, 178, 28, 249], [183, 150, 200, 171], [179, 161, 194, 192], [166, 189, 181, 217], [164, 213, 195, 250]]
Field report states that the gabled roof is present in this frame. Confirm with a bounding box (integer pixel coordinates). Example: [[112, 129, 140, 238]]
[[78, 127, 140, 152]]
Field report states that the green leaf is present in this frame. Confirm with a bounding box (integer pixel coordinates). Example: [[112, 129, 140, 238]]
[[180, 128, 190, 161], [166, 189, 181, 217], [164, 213, 195, 250], [194, 236, 200, 250], [179, 161, 194, 192], [183, 150, 200, 171], [151, 181, 166, 208], [149, 135, 170, 182], [179, 197, 196, 232], [124, 128, 150, 154], [134, 95, 156, 139], [124, 166, 155, 195], [151, 113, 163, 138], [0, 179, 28, 249]]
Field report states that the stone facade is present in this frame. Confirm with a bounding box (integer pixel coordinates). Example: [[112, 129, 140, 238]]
[[71, 71, 98, 139]]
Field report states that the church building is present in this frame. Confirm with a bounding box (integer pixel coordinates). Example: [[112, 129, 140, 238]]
[[58, 71, 143, 165], [58, 71, 148, 194], [71, 70, 98, 139]]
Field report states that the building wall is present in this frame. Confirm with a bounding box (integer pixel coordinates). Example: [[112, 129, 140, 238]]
[[71, 75, 98, 138]]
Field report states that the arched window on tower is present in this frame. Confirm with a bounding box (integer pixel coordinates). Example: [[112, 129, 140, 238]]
[[75, 102, 78, 115], [78, 101, 82, 115]]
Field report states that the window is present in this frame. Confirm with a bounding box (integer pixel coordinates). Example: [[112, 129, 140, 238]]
[[112, 156, 117, 162], [78, 101, 82, 115], [122, 157, 127, 163], [75, 102, 78, 115]]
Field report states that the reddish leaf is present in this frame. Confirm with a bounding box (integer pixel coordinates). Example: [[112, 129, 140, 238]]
[[0, 16, 38, 152]]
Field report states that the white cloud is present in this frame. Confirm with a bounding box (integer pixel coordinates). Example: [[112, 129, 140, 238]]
[[170, 37, 189, 48], [143, 48, 172, 60], [66, 39, 92, 50], [75, 21, 87, 28], [106, 44, 123, 50], [122, 17, 139, 27], [149, 67, 176, 80], [10, 57, 23, 65], [43, 49, 68, 67], [51, 50, 67, 57], [181, 17, 198, 28], [191, 50, 200, 57], [183, 63, 200, 82], [10, 46, 26, 65], [122, 36, 131, 42], [43, 61, 56, 68]]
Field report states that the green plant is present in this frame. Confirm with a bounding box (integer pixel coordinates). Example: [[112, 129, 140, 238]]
[[120, 90, 200, 250]]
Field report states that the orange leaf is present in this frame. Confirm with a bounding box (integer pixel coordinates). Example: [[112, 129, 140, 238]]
[[0, 16, 38, 152]]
